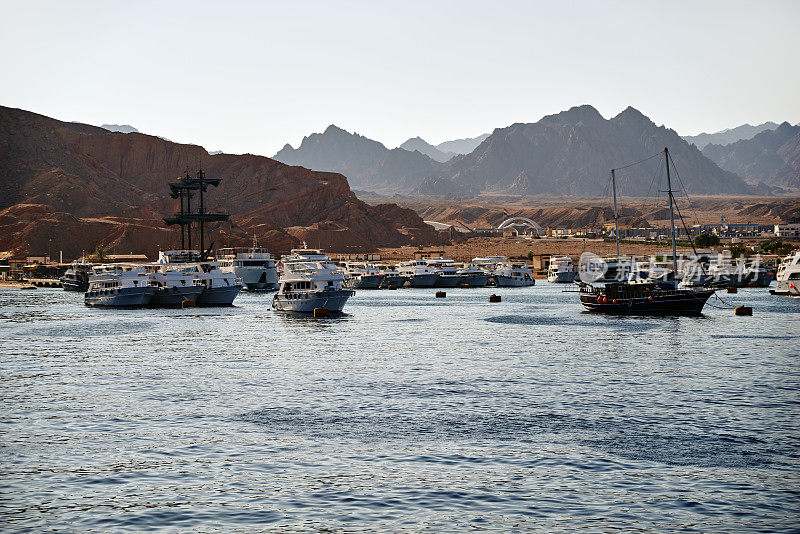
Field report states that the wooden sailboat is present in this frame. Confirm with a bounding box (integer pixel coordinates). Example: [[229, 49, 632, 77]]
[[577, 148, 716, 315]]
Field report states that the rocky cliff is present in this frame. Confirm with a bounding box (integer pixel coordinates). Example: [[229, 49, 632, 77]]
[[0, 106, 437, 258], [415, 105, 759, 197]]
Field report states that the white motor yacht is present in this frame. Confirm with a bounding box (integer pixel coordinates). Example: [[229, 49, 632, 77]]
[[156, 250, 242, 306], [771, 251, 800, 296], [143, 263, 205, 307], [397, 260, 439, 287], [342, 262, 382, 289], [457, 263, 490, 287], [273, 247, 354, 312], [84, 264, 157, 307], [473, 256, 535, 287], [217, 237, 278, 291], [425, 258, 460, 287], [547, 256, 576, 283]]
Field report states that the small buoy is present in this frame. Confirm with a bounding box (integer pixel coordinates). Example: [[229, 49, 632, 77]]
[[181, 299, 196, 308], [602, 297, 608, 303], [648, 296, 653, 301], [597, 296, 603, 303], [727, 287, 738, 294], [435, 291, 446, 298], [313, 307, 331, 318], [612, 299, 618, 304], [734, 306, 752, 316], [387, 284, 397, 290], [489, 294, 501, 302]]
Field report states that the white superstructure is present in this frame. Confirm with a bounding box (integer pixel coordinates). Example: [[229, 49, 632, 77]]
[[397, 260, 439, 287], [156, 250, 242, 306], [84, 264, 157, 307], [217, 238, 278, 291], [473, 256, 535, 287], [547, 256, 576, 283], [273, 247, 354, 312], [772, 251, 800, 296]]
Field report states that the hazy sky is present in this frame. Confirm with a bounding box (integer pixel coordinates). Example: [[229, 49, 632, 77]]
[[1, 0, 798, 156]]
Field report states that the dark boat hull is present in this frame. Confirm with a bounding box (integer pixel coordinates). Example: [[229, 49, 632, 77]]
[[579, 287, 715, 316]]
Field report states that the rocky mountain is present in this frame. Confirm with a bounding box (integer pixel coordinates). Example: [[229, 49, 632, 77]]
[[683, 122, 779, 149], [101, 124, 139, 134], [416, 105, 759, 198], [273, 125, 443, 193], [0, 106, 437, 258], [701, 122, 800, 189], [435, 133, 490, 155], [398, 137, 456, 162]]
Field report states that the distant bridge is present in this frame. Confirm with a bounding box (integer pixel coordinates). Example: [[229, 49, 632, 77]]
[[498, 217, 543, 235]]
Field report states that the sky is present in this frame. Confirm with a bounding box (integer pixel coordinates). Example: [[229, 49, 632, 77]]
[[1, 0, 799, 156]]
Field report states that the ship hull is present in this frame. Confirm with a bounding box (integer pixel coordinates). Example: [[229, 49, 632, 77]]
[[196, 285, 242, 306], [236, 267, 278, 291], [379, 274, 409, 288], [579, 289, 715, 316], [548, 272, 575, 283], [459, 273, 490, 287], [272, 289, 354, 312], [61, 278, 88, 292], [407, 273, 439, 288], [150, 285, 204, 307], [345, 275, 381, 289], [84, 286, 157, 308], [434, 275, 460, 288], [495, 275, 535, 287]]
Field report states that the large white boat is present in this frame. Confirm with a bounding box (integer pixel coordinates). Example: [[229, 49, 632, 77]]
[[377, 265, 409, 288], [156, 250, 242, 306], [143, 263, 205, 307], [426, 258, 460, 287], [473, 256, 535, 287], [771, 251, 800, 296], [84, 264, 157, 307], [457, 263, 490, 287], [342, 262, 382, 289], [397, 260, 439, 287], [217, 239, 278, 291], [61, 257, 92, 292], [547, 256, 576, 283], [273, 247, 354, 312]]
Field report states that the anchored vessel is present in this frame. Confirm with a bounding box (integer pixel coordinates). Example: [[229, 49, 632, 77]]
[[426, 258, 461, 288], [144, 262, 205, 307], [156, 250, 242, 306], [771, 251, 800, 296], [457, 263, 490, 287], [377, 265, 409, 288], [473, 256, 535, 287], [577, 148, 715, 315], [397, 260, 439, 287], [84, 264, 157, 307], [273, 247, 354, 312], [61, 258, 92, 291], [342, 262, 382, 289], [217, 237, 278, 291], [547, 256, 576, 283]]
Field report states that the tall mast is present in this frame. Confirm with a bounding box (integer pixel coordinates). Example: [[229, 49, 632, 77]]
[[611, 168, 620, 261], [198, 168, 206, 255], [665, 147, 677, 279]]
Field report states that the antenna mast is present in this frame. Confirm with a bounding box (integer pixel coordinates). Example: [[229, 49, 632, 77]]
[[665, 147, 678, 279], [611, 168, 621, 261]]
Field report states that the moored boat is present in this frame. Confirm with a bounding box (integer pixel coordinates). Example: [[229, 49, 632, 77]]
[[60, 258, 92, 291], [547, 256, 575, 283], [273, 247, 354, 312], [216, 236, 278, 291], [84, 264, 157, 307], [770, 251, 800, 296]]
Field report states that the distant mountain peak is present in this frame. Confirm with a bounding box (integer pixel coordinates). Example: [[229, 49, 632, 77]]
[[541, 104, 604, 125], [101, 124, 139, 134]]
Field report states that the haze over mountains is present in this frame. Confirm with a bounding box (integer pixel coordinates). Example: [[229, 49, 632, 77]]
[[702, 122, 800, 189], [277, 105, 782, 198], [682, 122, 780, 149]]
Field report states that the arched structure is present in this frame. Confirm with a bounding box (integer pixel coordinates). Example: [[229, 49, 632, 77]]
[[497, 217, 543, 235]]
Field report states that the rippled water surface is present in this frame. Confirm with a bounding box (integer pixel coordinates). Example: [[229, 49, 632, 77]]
[[1, 285, 799, 532]]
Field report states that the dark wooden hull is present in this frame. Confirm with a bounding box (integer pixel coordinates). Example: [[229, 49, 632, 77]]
[[579, 286, 715, 316]]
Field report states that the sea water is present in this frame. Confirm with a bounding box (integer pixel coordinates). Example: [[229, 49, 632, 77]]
[[1, 285, 798, 532]]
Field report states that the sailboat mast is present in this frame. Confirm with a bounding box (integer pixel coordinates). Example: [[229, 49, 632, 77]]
[[611, 168, 620, 261], [665, 147, 678, 278]]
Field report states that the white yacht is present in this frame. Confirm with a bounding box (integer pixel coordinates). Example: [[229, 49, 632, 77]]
[[342, 262, 382, 289], [425, 258, 460, 287], [156, 250, 242, 306], [473, 256, 535, 287], [397, 260, 439, 287], [377, 264, 409, 288], [84, 264, 157, 307], [143, 263, 205, 307], [217, 237, 278, 291], [273, 247, 354, 312], [457, 263, 490, 287], [771, 251, 800, 296], [547, 256, 576, 283]]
